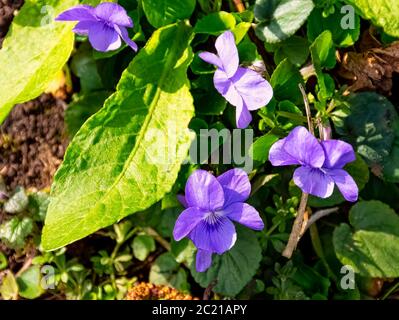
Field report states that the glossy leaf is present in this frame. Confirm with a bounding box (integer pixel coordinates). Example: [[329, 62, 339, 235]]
[[333, 201, 399, 277], [194, 11, 236, 35], [42, 22, 195, 250], [254, 0, 314, 43], [0, 0, 78, 123], [142, 0, 196, 28], [345, 0, 399, 37]]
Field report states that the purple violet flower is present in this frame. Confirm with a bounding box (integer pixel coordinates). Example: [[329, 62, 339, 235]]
[[269, 126, 359, 202], [56, 3, 138, 52], [173, 169, 264, 272], [199, 31, 273, 129]]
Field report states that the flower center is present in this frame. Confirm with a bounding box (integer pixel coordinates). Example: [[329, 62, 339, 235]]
[[204, 211, 223, 225]]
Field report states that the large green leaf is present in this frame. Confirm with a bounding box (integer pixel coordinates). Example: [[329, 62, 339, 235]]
[[340, 92, 398, 167], [333, 201, 399, 277], [307, 5, 360, 47], [274, 36, 310, 67], [270, 59, 304, 105], [142, 0, 196, 28], [254, 0, 314, 43], [191, 226, 262, 297], [0, 0, 78, 123], [344, 0, 399, 37], [382, 121, 399, 183], [194, 11, 236, 35], [42, 22, 195, 250], [65, 91, 112, 137], [249, 133, 279, 167]]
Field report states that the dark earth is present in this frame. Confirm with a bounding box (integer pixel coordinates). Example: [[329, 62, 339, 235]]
[[0, 0, 68, 192], [0, 0, 24, 48], [0, 94, 68, 191]]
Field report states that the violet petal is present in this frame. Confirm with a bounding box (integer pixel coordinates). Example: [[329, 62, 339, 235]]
[[173, 207, 207, 241], [196, 249, 213, 272], [184, 169, 225, 211], [293, 166, 335, 198], [217, 168, 251, 207], [223, 202, 264, 230], [321, 140, 356, 169], [189, 217, 236, 254]]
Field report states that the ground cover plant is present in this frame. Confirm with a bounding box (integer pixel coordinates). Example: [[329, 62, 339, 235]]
[[1, 0, 399, 300]]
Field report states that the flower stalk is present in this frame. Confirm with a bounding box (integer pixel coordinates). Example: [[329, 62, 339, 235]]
[[282, 84, 313, 259]]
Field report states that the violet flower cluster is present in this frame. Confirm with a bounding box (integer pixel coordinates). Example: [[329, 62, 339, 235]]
[[269, 126, 359, 202], [173, 169, 264, 272], [56, 2, 138, 52], [199, 31, 273, 129]]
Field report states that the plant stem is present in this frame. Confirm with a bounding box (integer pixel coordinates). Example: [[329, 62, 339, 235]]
[[143, 227, 171, 251], [282, 192, 309, 258], [282, 84, 314, 259], [302, 207, 339, 234], [299, 84, 314, 135], [232, 0, 245, 12]]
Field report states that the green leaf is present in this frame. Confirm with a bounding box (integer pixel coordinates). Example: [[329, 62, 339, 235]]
[[42, 22, 195, 250], [191, 226, 262, 297], [65, 91, 111, 137], [142, 0, 196, 28], [310, 30, 336, 69], [340, 92, 398, 167], [0, 0, 78, 124], [382, 122, 399, 183], [28, 191, 50, 222], [149, 252, 189, 291], [232, 22, 252, 44], [0, 217, 33, 250], [238, 36, 260, 63], [270, 59, 304, 105], [0, 252, 7, 271], [277, 100, 304, 129], [132, 235, 156, 261], [274, 36, 310, 67], [249, 133, 279, 166], [198, 0, 223, 13], [310, 31, 337, 103], [16, 266, 44, 299], [344, 0, 399, 37], [4, 187, 29, 214], [0, 272, 18, 300], [254, 0, 315, 43], [333, 201, 399, 277], [70, 43, 104, 93], [192, 75, 227, 115], [194, 11, 236, 35], [191, 53, 216, 75], [307, 5, 360, 47], [171, 238, 196, 265]]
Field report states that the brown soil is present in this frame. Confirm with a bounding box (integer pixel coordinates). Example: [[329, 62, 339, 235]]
[[0, 0, 24, 48], [0, 1, 69, 192], [0, 94, 69, 191]]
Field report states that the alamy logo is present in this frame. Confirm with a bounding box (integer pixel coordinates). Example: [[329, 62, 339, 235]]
[[340, 5, 356, 30], [340, 265, 355, 290]]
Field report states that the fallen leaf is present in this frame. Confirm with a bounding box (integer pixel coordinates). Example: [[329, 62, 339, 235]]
[[338, 32, 399, 95]]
